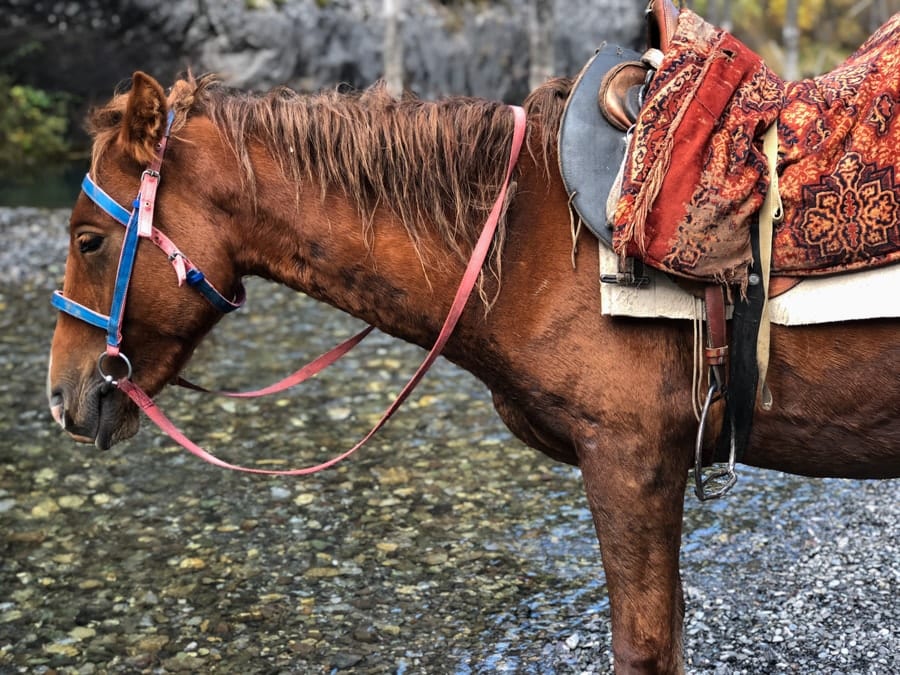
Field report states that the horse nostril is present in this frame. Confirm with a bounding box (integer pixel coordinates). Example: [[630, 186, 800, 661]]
[[49, 389, 66, 428]]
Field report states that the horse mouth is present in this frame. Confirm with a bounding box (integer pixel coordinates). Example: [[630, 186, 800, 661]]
[[93, 407, 121, 450], [69, 431, 97, 445], [94, 389, 141, 449], [49, 382, 140, 450]]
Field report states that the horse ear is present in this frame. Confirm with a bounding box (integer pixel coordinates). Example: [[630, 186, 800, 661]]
[[119, 71, 168, 165]]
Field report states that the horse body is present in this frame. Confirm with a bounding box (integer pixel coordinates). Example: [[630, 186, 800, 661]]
[[47, 71, 899, 673]]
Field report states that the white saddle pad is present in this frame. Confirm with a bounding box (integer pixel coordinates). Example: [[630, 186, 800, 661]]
[[598, 244, 900, 325]]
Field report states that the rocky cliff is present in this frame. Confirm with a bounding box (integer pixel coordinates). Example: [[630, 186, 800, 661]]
[[1, 0, 643, 108]]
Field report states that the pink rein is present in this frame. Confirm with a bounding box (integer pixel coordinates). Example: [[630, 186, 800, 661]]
[[118, 105, 527, 476]]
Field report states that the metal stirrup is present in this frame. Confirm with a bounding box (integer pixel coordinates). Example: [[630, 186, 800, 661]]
[[694, 383, 738, 501]]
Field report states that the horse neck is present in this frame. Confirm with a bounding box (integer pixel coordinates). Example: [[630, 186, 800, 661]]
[[196, 91, 556, 370], [229, 150, 482, 353]]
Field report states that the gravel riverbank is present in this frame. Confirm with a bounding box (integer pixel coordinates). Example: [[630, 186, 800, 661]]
[[1, 207, 898, 673]]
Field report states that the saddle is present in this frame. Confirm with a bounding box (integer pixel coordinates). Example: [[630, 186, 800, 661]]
[[562, 2, 900, 285], [558, 0, 770, 498], [599, 0, 678, 131], [559, 2, 900, 498], [559, 0, 678, 248]]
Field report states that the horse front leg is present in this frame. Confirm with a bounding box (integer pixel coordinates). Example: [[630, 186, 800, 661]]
[[579, 429, 690, 674]]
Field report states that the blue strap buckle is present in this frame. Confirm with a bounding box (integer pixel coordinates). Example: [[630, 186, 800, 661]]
[[185, 269, 205, 286]]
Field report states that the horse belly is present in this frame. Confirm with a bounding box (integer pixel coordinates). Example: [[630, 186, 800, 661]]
[[746, 320, 900, 479]]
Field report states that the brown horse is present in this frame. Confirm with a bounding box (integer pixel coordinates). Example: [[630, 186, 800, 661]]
[[46, 71, 899, 673]]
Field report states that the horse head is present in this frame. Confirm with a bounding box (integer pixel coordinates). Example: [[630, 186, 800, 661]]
[[47, 72, 244, 449], [47, 67, 528, 451]]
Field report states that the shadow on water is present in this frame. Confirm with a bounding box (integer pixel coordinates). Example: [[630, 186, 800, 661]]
[[1, 215, 898, 673]]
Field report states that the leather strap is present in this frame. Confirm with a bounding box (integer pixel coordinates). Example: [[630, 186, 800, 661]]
[[715, 206, 766, 463], [173, 325, 375, 398], [767, 276, 800, 297], [710, 123, 780, 463], [756, 122, 782, 410], [703, 285, 728, 377]]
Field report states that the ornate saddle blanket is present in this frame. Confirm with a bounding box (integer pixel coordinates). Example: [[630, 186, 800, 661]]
[[773, 13, 900, 276], [590, 9, 900, 288], [612, 9, 784, 290]]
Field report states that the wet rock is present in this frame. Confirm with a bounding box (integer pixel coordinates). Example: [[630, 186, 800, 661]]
[[331, 651, 364, 669], [160, 652, 206, 672]]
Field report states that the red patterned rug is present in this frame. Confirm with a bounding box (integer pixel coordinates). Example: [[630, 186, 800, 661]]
[[612, 10, 900, 287], [774, 14, 900, 276]]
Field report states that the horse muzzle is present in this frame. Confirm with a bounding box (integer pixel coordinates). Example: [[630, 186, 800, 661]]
[[46, 358, 140, 449]]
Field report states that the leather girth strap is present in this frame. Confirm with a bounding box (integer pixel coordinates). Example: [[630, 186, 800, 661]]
[[712, 122, 780, 463], [713, 213, 766, 463]]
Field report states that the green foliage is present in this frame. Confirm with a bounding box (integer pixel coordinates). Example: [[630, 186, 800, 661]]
[[0, 76, 71, 179], [690, 0, 895, 76]]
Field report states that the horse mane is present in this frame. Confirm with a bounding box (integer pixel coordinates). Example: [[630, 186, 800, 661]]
[[87, 73, 572, 288]]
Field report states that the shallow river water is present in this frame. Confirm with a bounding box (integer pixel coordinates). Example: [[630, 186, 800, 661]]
[[1, 209, 898, 674]]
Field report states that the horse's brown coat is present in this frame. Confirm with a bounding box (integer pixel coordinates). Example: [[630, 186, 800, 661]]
[[48, 72, 900, 674]]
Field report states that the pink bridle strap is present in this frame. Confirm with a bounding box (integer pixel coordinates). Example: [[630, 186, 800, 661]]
[[172, 325, 375, 398], [118, 104, 527, 476]]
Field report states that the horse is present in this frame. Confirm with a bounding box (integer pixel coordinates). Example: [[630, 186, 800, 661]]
[[45, 65, 899, 672]]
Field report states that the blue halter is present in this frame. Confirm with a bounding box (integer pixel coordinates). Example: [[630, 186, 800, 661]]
[[51, 110, 245, 378]]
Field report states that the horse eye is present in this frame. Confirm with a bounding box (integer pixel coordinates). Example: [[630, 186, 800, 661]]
[[76, 233, 104, 255]]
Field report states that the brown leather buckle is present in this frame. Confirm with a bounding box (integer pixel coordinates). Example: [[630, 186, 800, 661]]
[[704, 345, 728, 367], [704, 285, 729, 383]]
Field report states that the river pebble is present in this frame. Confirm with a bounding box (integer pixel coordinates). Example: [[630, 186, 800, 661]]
[[1, 208, 898, 673]]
